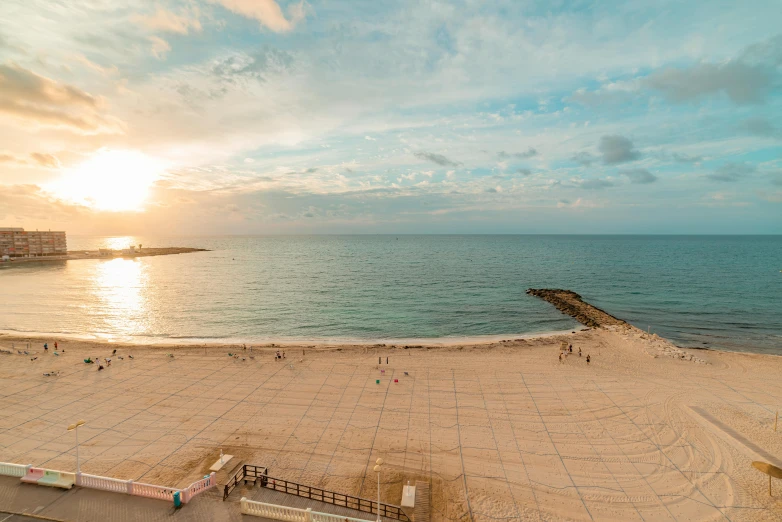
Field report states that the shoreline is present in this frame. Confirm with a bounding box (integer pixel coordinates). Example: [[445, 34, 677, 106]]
[[2, 328, 770, 360], [0, 288, 768, 357], [0, 327, 587, 349]]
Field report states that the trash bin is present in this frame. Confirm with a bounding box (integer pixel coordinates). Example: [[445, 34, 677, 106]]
[[173, 491, 181, 507]]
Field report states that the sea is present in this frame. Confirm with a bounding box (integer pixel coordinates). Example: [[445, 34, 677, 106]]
[[1, 235, 780, 354]]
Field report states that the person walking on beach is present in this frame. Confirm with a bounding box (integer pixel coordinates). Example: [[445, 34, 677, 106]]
[[568, 345, 572, 353], [586, 354, 591, 364], [578, 347, 582, 357], [558, 353, 563, 363], [44, 343, 48, 352], [54, 341, 58, 350]]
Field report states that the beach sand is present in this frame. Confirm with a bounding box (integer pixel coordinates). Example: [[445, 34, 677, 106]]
[[1, 327, 780, 521]]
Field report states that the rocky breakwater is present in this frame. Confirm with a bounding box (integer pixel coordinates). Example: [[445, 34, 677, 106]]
[[527, 288, 707, 364]]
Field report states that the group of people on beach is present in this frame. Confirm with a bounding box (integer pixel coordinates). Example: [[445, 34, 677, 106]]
[[42, 341, 62, 353], [559, 343, 590, 364], [275, 350, 286, 360]]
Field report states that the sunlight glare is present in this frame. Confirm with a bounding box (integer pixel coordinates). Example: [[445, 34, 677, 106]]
[[49, 150, 164, 211], [92, 258, 148, 337]]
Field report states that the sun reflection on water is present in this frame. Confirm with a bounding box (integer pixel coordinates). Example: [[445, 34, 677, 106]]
[[104, 237, 139, 250], [92, 258, 148, 338]]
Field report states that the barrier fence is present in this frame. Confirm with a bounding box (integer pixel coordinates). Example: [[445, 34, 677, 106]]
[[240, 498, 378, 522], [78, 473, 130, 494], [1, 461, 215, 505], [0, 462, 29, 478], [226, 464, 409, 522], [223, 463, 268, 500], [182, 472, 217, 503], [131, 481, 180, 502]]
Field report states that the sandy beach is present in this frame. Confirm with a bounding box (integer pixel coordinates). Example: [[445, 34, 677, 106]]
[[1, 325, 781, 521]]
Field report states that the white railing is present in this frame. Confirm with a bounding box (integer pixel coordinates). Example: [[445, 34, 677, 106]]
[[3, 460, 211, 505], [241, 498, 312, 522], [131, 482, 178, 501], [0, 462, 30, 477], [311, 512, 371, 522], [182, 472, 216, 503], [78, 473, 131, 494], [241, 499, 374, 522]]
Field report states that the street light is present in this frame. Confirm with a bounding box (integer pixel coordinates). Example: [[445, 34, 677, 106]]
[[373, 458, 384, 522], [67, 420, 86, 474]]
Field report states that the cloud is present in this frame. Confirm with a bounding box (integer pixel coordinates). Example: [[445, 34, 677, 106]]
[[138, 8, 202, 35], [0, 63, 124, 133], [72, 54, 118, 76], [645, 62, 772, 105], [29, 152, 61, 168], [621, 168, 657, 184], [578, 178, 615, 190], [643, 37, 782, 105], [743, 117, 780, 139], [149, 36, 171, 60], [671, 152, 703, 163], [0, 31, 25, 54], [516, 168, 532, 176], [0, 152, 23, 164], [707, 162, 755, 182], [413, 151, 461, 167], [0, 184, 91, 222], [599, 135, 639, 164], [758, 191, 782, 203], [209, 47, 295, 83], [571, 151, 596, 166], [208, 0, 306, 33], [364, 135, 376, 141], [497, 147, 537, 159], [568, 79, 641, 107]]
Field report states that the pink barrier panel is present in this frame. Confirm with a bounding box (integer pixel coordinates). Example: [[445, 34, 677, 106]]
[[79, 473, 131, 494], [131, 482, 179, 501], [20, 468, 45, 484], [182, 472, 217, 503]]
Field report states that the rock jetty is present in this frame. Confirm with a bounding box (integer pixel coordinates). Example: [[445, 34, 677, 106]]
[[527, 288, 707, 364], [526, 288, 626, 328]]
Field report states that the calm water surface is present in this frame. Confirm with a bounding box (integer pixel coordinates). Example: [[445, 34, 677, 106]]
[[1, 235, 780, 354]]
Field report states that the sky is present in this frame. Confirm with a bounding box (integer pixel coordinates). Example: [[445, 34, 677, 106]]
[[0, 0, 781, 235]]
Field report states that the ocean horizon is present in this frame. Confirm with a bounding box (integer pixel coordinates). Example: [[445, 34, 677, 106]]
[[1, 234, 780, 354]]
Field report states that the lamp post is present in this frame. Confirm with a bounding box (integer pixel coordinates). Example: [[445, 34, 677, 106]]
[[373, 458, 384, 522], [67, 420, 86, 474]]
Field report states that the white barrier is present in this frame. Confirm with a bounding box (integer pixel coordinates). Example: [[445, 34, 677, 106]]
[[182, 472, 217, 503], [311, 512, 372, 522], [241, 498, 374, 522], [0, 462, 30, 478], [4, 460, 212, 506], [241, 498, 312, 521], [79, 473, 132, 494], [131, 482, 178, 501]]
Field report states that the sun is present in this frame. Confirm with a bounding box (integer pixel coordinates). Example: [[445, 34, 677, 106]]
[[48, 150, 164, 212]]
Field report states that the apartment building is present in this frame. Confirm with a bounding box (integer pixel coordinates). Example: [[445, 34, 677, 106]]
[[0, 228, 68, 257]]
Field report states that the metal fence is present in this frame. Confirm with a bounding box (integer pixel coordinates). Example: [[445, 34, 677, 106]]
[[224, 464, 410, 522]]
